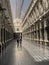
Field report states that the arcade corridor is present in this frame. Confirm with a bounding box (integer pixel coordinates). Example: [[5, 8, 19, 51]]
[[0, 0, 49, 65]]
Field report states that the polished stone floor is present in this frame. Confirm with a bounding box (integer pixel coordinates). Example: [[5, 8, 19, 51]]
[[22, 40, 49, 62], [0, 40, 49, 65]]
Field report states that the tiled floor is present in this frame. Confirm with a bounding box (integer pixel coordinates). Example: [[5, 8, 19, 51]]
[[0, 40, 35, 65], [0, 40, 49, 65], [22, 40, 49, 62]]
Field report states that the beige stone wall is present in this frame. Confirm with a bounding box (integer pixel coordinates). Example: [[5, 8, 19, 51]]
[[0, 0, 13, 45], [22, 0, 49, 46]]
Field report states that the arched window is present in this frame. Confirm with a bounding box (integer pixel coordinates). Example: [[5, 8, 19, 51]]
[[17, 28, 19, 31], [42, 0, 48, 11]]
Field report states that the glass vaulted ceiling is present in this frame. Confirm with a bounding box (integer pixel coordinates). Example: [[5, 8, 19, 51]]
[[10, 0, 32, 32]]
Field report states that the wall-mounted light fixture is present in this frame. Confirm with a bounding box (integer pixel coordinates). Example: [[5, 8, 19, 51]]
[[0, 3, 6, 11], [5, 16, 9, 19], [40, 18, 42, 21]]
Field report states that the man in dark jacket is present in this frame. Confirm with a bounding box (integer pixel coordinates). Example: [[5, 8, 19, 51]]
[[17, 38, 19, 47]]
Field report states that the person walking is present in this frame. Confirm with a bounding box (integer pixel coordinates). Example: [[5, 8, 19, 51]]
[[17, 38, 19, 47], [20, 34, 22, 47]]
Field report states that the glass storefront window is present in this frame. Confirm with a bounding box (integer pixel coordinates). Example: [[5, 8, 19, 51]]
[[46, 18, 49, 26], [46, 18, 49, 40]]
